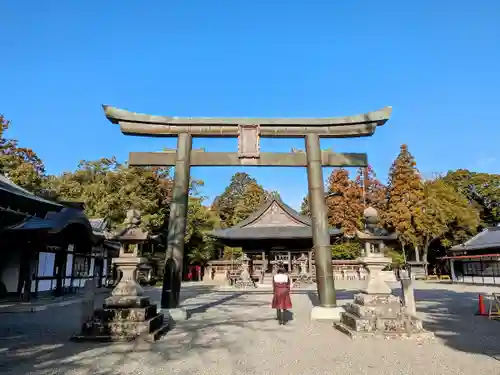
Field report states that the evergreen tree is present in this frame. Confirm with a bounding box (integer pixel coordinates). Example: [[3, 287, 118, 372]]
[[354, 165, 387, 215], [232, 181, 267, 225], [300, 196, 310, 217], [325, 168, 363, 236], [211, 172, 258, 228], [384, 144, 425, 260]]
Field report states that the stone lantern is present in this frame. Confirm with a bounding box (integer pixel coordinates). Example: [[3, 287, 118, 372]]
[[109, 209, 149, 301], [335, 207, 432, 340], [72, 210, 169, 342], [356, 207, 397, 295]]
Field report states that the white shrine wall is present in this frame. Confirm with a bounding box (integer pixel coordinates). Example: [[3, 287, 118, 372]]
[[1, 252, 20, 293]]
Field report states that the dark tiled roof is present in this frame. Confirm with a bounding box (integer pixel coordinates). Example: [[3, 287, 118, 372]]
[[210, 195, 342, 240], [211, 226, 341, 240], [7, 207, 95, 242], [450, 227, 500, 252], [89, 218, 111, 232]]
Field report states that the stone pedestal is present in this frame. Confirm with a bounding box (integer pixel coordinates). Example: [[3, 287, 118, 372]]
[[334, 254, 432, 340], [161, 307, 189, 322], [72, 255, 170, 342], [310, 306, 345, 321], [406, 261, 427, 280]]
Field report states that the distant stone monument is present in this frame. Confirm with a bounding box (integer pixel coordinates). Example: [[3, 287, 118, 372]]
[[292, 253, 313, 287], [72, 210, 169, 342], [235, 253, 256, 288], [335, 207, 432, 340]]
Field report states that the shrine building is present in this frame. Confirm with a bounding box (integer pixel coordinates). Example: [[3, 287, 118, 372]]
[[210, 195, 342, 275], [0, 173, 118, 300]]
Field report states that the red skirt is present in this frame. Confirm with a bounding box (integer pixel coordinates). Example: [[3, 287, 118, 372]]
[[271, 282, 292, 309]]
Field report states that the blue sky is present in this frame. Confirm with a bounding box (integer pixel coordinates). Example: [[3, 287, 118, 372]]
[[1, 1, 499, 210]]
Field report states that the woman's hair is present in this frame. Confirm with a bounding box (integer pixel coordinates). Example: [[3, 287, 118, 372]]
[[277, 267, 286, 274]]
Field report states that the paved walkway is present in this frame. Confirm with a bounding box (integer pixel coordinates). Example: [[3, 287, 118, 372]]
[[1, 282, 500, 375]]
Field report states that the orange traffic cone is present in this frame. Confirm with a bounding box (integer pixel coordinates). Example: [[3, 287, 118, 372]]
[[477, 294, 487, 316]]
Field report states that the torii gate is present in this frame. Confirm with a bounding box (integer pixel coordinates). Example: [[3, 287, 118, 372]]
[[103, 105, 392, 318]]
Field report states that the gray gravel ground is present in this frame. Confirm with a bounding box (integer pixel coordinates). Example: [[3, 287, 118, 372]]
[[1, 281, 500, 375]]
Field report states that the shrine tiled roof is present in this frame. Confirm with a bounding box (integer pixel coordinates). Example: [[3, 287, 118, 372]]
[[210, 195, 342, 240], [450, 226, 500, 252]]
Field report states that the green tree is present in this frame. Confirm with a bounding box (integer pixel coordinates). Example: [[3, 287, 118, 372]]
[[384, 144, 425, 261], [325, 168, 363, 236], [300, 196, 310, 217], [231, 181, 267, 225], [443, 169, 500, 226], [44, 158, 172, 232], [331, 241, 361, 259], [222, 246, 243, 260], [0, 114, 46, 192], [211, 172, 261, 228], [184, 197, 218, 265], [415, 179, 480, 263]]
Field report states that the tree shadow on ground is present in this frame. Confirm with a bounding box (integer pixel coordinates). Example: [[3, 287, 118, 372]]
[[2, 283, 500, 374], [401, 287, 500, 362], [0, 286, 272, 375], [303, 283, 500, 361]]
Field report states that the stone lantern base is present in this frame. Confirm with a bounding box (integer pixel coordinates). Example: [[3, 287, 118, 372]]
[[71, 257, 169, 342], [72, 296, 170, 342], [334, 254, 433, 340], [334, 292, 432, 340]]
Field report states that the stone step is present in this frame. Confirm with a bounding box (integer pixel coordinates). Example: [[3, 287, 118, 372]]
[[94, 305, 157, 322], [340, 311, 428, 336], [344, 302, 403, 320], [334, 321, 431, 340], [104, 296, 151, 308], [144, 322, 170, 342], [107, 313, 165, 336]]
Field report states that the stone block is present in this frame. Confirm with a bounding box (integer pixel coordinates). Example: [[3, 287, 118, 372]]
[[94, 305, 157, 322], [160, 307, 189, 322], [345, 301, 402, 319], [310, 306, 345, 322], [353, 293, 401, 307], [104, 295, 150, 308], [108, 314, 164, 337]]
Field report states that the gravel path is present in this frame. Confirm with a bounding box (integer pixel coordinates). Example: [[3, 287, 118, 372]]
[[1, 282, 499, 375]]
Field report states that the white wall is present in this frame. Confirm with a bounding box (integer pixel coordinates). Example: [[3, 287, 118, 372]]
[[1, 254, 20, 293], [37, 252, 55, 277]]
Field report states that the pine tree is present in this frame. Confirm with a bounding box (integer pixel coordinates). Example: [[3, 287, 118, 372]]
[[231, 181, 266, 225], [325, 168, 363, 236], [300, 196, 310, 217], [384, 144, 425, 260], [211, 172, 257, 228]]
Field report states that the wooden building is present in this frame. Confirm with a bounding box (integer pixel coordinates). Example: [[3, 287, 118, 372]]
[[209, 195, 342, 280], [442, 226, 500, 285], [0, 174, 118, 299]]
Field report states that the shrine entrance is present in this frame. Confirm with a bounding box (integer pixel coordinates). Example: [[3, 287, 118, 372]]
[[270, 251, 289, 272], [103, 104, 392, 312]]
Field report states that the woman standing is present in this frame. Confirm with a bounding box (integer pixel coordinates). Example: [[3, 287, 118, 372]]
[[272, 266, 292, 325]]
